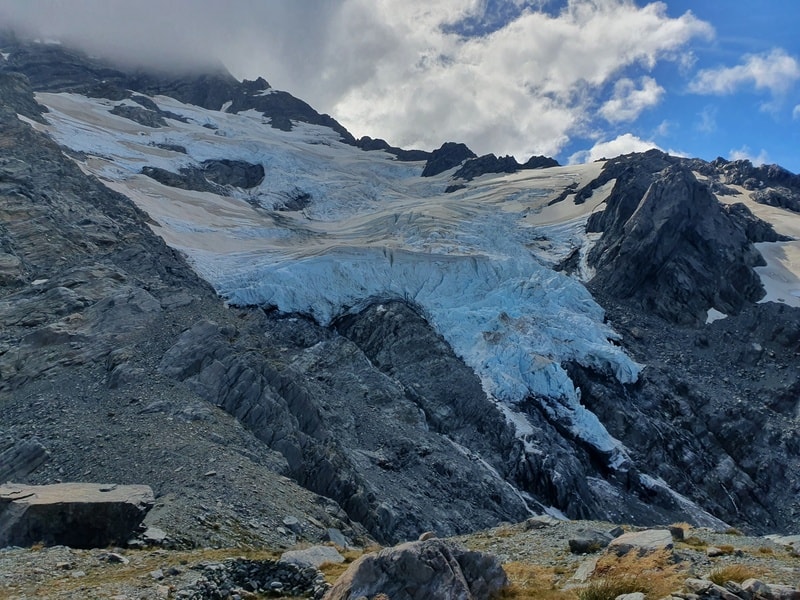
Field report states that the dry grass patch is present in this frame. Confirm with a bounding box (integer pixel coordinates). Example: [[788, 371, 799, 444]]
[[681, 536, 708, 550], [496, 562, 578, 600], [578, 575, 648, 600], [588, 548, 686, 600], [318, 547, 372, 584], [709, 564, 763, 586], [22, 547, 283, 598]]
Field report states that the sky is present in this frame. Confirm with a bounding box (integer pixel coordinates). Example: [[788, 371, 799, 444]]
[[1, 0, 799, 172]]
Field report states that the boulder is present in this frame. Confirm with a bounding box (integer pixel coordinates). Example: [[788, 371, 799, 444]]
[[280, 545, 344, 568], [323, 538, 507, 600], [608, 529, 673, 555], [0, 482, 154, 548], [568, 528, 614, 554]]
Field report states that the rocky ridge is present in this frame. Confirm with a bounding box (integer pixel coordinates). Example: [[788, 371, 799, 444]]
[[1, 35, 799, 554]]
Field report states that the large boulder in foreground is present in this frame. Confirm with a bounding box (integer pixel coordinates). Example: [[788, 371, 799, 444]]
[[324, 538, 507, 600], [0, 482, 154, 548]]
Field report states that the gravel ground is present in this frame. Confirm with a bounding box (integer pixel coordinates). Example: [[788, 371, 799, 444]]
[[2, 518, 798, 599]]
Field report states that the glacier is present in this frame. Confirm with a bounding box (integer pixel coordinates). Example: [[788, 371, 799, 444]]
[[32, 91, 643, 459]]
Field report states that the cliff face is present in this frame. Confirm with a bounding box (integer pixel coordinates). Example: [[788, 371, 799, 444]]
[[1, 39, 799, 546]]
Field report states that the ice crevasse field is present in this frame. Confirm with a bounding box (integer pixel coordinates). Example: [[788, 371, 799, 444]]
[[31, 91, 664, 465]]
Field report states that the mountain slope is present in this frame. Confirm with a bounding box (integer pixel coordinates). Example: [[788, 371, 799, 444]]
[[1, 38, 799, 543]]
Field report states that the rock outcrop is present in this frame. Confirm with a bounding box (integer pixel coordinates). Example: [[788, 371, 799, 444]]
[[141, 159, 264, 193], [324, 539, 508, 600], [587, 165, 766, 323], [452, 153, 559, 181], [421, 142, 477, 177], [0, 436, 48, 482], [0, 482, 154, 548], [356, 136, 431, 162], [0, 35, 356, 144]]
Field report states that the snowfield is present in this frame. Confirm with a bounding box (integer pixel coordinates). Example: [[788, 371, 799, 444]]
[[31, 91, 647, 461]]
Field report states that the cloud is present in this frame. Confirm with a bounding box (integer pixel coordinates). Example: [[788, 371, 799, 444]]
[[695, 105, 717, 133], [689, 48, 800, 96], [599, 77, 665, 123], [0, 0, 713, 160], [729, 146, 769, 166], [328, 0, 712, 158], [569, 133, 662, 164], [794, 105, 800, 120]]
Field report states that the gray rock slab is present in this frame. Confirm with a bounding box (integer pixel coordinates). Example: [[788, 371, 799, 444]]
[[608, 529, 673, 555], [279, 545, 344, 568], [616, 593, 646, 600], [569, 528, 614, 554], [0, 482, 154, 548], [571, 556, 599, 583]]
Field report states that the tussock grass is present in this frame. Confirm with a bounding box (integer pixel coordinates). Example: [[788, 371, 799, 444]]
[[578, 575, 647, 600], [709, 564, 762, 586], [681, 536, 708, 549], [318, 547, 371, 584], [496, 563, 578, 600], [588, 548, 686, 600]]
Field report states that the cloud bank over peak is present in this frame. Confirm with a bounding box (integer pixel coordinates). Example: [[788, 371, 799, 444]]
[[0, 0, 749, 165]]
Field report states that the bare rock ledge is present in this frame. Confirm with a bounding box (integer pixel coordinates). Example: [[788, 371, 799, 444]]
[[0, 482, 154, 548]]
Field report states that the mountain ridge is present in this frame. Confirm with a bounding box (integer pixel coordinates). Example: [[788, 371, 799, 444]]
[[1, 35, 799, 551]]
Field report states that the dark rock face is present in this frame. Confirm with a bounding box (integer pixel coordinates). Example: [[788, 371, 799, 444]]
[[421, 142, 477, 177], [324, 539, 508, 600], [453, 153, 520, 180], [0, 436, 49, 481], [109, 104, 167, 128], [0, 36, 355, 144], [587, 165, 766, 323], [453, 153, 560, 181], [522, 155, 559, 169], [158, 305, 532, 544], [0, 72, 360, 550], [141, 160, 264, 193], [724, 202, 791, 243], [709, 157, 800, 191], [0, 72, 47, 123], [201, 159, 265, 189], [141, 166, 217, 193], [356, 136, 431, 161], [752, 187, 800, 213], [0, 483, 154, 548], [569, 298, 800, 534]]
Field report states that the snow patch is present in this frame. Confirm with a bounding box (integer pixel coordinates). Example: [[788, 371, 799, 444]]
[[705, 308, 727, 323]]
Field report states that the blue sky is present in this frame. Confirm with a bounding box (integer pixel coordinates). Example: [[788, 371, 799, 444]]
[[2, 0, 799, 171], [585, 0, 800, 171]]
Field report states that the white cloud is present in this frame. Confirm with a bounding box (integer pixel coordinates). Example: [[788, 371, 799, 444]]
[[599, 77, 665, 123], [654, 119, 671, 137], [325, 0, 712, 158], [0, 0, 713, 159], [695, 105, 717, 133], [689, 48, 800, 96], [569, 133, 662, 164], [794, 105, 800, 119], [729, 146, 770, 166]]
